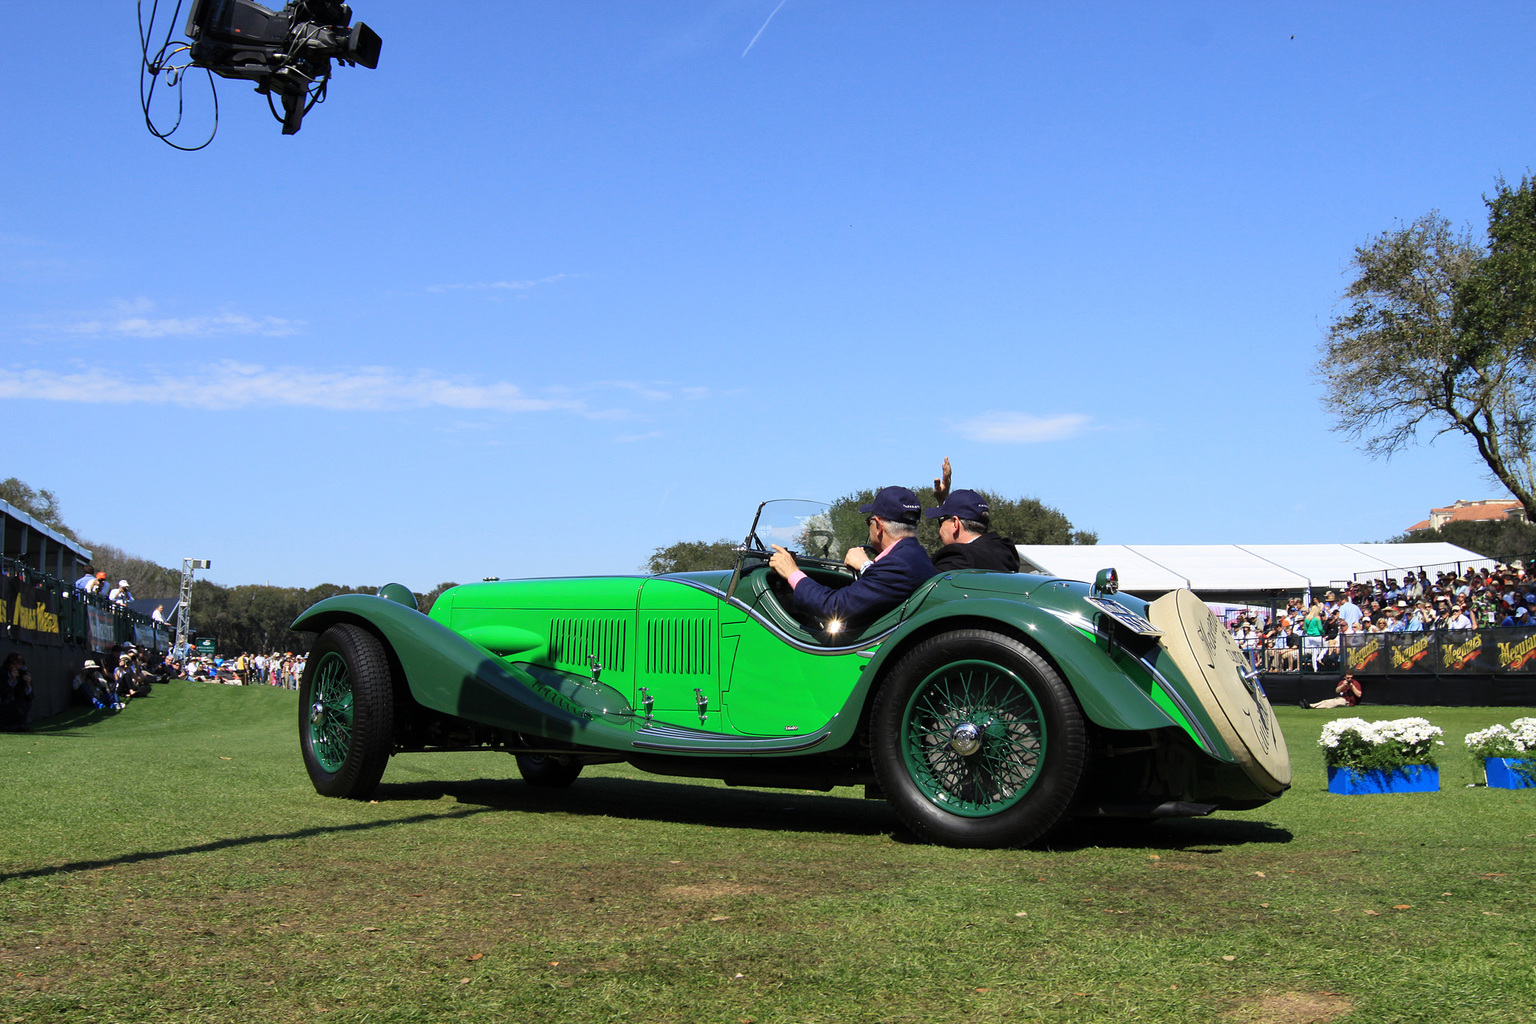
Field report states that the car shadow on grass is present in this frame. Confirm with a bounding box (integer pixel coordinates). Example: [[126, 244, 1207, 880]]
[[0, 807, 496, 884], [375, 775, 901, 839], [373, 775, 1294, 851], [1042, 816, 1293, 851]]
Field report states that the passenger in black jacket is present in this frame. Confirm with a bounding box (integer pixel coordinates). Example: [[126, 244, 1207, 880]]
[[926, 486, 1020, 573]]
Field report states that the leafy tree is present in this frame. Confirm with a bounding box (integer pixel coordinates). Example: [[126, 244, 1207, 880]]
[[418, 581, 460, 613], [1319, 178, 1536, 517], [86, 541, 181, 598], [825, 485, 1096, 557], [0, 477, 77, 539], [1388, 519, 1536, 566], [643, 539, 739, 574]]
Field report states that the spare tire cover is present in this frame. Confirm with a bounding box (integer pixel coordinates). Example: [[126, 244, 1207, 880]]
[[1147, 590, 1291, 793]]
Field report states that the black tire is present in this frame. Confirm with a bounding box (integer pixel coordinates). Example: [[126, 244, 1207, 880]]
[[870, 629, 1086, 848], [299, 623, 395, 799], [515, 754, 583, 788]]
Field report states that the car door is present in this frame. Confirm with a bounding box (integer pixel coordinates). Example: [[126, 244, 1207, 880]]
[[717, 564, 870, 736], [636, 579, 722, 730]]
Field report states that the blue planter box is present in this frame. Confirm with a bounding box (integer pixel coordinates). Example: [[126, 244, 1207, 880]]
[[1484, 758, 1536, 790], [1327, 764, 1439, 795]]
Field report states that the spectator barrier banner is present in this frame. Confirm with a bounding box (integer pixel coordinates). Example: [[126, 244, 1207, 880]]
[[1341, 628, 1536, 675], [86, 604, 116, 651], [1384, 632, 1434, 674], [1489, 628, 1536, 673], [1439, 630, 1496, 674], [3, 575, 63, 645], [131, 622, 171, 651], [1343, 634, 1386, 674]]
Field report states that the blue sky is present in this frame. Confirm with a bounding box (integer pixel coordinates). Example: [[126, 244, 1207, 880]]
[[3, 2, 1533, 591]]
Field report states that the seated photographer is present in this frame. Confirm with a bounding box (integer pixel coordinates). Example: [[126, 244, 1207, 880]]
[[1, 653, 33, 732], [1301, 673, 1363, 709]]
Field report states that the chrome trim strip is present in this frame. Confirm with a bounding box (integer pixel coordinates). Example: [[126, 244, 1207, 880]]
[[1038, 605, 1219, 755], [1040, 605, 1098, 636], [1133, 653, 1218, 754], [660, 576, 896, 656]]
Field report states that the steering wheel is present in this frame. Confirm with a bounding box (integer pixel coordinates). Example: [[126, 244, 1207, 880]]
[[802, 529, 837, 560]]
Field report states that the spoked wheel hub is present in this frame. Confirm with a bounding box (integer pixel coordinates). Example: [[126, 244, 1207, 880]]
[[949, 720, 983, 756], [872, 630, 1087, 847], [307, 650, 355, 774], [901, 658, 1046, 818]]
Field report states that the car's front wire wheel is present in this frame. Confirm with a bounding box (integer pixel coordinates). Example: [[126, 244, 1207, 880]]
[[299, 623, 395, 799], [872, 630, 1085, 847]]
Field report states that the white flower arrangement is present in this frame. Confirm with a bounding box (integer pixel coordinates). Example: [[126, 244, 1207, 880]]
[[1318, 717, 1445, 771], [1464, 718, 1536, 761]]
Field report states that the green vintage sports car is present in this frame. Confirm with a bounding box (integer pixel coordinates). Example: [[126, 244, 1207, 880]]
[[292, 499, 1290, 848]]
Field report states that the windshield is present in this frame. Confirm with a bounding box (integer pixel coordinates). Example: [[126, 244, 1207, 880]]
[[745, 499, 847, 564]]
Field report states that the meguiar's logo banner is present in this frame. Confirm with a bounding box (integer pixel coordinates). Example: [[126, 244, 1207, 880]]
[[3, 576, 62, 645], [1341, 629, 1536, 675], [1386, 632, 1434, 674], [1491, 628, 1536, 673], [1344, 635, 1383, 673], [1439, 630, 1494, 673]]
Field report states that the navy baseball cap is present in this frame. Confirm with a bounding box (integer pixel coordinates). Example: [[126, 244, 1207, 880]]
[[925, 488, 990, 524], [858, 486, 922, 524]]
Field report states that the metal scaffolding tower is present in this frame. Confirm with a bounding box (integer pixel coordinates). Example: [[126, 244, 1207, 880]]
[[175, 557, 210, 657]]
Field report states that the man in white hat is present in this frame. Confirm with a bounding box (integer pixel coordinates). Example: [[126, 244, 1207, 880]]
[[77, 659, 120, 709]]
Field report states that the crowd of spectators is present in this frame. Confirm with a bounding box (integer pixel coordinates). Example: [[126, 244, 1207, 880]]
[[246, 652, 307, 689], [58, 644, 311, 716], [1228, 562, 1536, 673], [72, 564, 135, 606], [130, 650, 306, 688], [72, 642, 170, 711]]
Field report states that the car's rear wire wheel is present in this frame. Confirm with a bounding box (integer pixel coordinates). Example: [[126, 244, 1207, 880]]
[[872, 630, 1085, 847], [299, 623, 395, 799]]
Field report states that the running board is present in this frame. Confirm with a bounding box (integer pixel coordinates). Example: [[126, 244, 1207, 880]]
[[630, 720, 833, 754]]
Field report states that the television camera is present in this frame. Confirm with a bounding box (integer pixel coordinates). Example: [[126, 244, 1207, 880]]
[[141, 0, 381, 145]]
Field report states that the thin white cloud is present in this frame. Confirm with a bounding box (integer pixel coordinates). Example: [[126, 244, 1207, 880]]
[[0, 362, 714, 419], [596, 380, 711, 402], [0, 362, 584, 414], [64, 312, 303, 338], [35, 299, 302, 338], [428, 274, 570, 294], [951, 412, 1091, 443]]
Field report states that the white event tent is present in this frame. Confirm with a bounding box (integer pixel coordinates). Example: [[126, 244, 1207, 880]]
[[1013, 542, 1494, 600]]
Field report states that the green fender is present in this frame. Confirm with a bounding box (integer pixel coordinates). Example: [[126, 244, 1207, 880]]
[[856, 596, 1218, 747], [291, 594, 641, 749]]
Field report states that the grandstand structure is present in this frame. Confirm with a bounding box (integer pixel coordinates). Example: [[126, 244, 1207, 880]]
[[1, 498, 169, 719]]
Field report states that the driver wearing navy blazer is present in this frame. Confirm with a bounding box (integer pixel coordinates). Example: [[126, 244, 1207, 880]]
[[768, 486, 937, 634]]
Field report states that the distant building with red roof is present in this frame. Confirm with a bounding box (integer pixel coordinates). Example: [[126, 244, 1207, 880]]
[[1405, 499, 1527, 533]]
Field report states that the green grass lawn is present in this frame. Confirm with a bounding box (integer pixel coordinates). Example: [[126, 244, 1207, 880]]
[[2, 683, 1533, 1023]]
